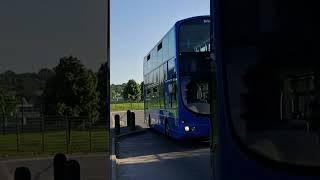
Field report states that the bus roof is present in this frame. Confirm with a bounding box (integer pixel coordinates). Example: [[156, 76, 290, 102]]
[[143, 15, 210, 63]]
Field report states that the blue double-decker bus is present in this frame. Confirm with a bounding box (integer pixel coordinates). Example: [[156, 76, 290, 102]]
[[143, 16, 213, 140], [211, 0, 320, 179]]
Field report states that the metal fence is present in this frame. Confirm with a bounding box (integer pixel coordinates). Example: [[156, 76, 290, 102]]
[[0, 115, 109, 157]]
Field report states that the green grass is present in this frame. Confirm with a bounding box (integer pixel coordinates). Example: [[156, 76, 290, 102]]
[[111, 102, 144, 112], [0, 129, 108, 158]]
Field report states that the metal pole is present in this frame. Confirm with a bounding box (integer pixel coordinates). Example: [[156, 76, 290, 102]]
[[21, 99, 24, 133], [65, 116, 69, 154], [89, 118, 92, 152], [16, 113, 19, 152], [42, 115, 45, 153], [2, 112, 5, 135]]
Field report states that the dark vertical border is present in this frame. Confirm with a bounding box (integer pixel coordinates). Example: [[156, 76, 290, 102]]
[[209, 0, 217, 179], [105, 0, 111, 179]]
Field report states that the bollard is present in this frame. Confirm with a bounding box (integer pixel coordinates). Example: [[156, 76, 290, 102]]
[[14, 167, 31, 180], [64, 160, 80, 180], [54, 153, 67, 180], [131, 112, 136, 131], [126, 110, 131, 127], [115, 140, 120, 158], [115, 114, 120, 135]]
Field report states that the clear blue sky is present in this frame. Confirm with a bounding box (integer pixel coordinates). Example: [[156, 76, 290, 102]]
[[111, 0, 210, 84]]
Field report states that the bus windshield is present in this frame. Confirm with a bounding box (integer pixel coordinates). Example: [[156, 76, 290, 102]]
[[180, 52, 213, 115], [223, 0, 319, 166]]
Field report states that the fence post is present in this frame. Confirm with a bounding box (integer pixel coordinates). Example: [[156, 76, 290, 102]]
[[42, 115, 45, 153], [65, 116, 69, 154], [89, 118, 92, 153], [2, 115, 5, 135], [21, 102, 24, 133], [16, 114, 19, 153]]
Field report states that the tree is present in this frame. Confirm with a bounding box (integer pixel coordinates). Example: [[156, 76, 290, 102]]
[[0, 70, 16, 91], [81, 70, 99, 122], [111, 83, 126, 101], [0, 86, 17, 134], [42, 56, 99, 120], [38, 68, 55, 81], [122, 79, 141, 102], [0, 70, 47, 104], [97, 63, 109, 119]]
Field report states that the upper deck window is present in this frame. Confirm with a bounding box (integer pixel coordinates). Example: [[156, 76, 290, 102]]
[[157, 42, 162, 51], [179, 18, 210, 52]]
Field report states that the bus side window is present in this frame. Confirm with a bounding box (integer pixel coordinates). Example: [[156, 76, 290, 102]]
[[163, 63, 168, 81], [172, 82, 177, 108], [168, 58, 176, 79]]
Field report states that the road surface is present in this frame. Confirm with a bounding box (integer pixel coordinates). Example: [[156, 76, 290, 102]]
[[116, 111, 211, 180]]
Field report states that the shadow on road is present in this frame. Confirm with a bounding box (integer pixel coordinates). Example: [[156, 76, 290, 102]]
[[118, 129, 211, 180], [118, 128, 210, 159]]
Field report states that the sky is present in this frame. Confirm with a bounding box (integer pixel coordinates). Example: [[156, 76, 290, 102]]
[[0, 0, 209, 83], [110, 0, 210, 84], [0, 0, 108, 73]]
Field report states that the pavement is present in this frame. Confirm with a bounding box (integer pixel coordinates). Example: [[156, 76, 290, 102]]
[[117, 130, 211, 180], [0, 153, 109, 180]]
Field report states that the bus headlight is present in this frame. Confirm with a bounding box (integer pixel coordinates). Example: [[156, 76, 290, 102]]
[[184, 126, 190, 132]]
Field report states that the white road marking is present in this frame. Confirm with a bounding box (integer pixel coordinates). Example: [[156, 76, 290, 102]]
[[118, 148, 208, 165]]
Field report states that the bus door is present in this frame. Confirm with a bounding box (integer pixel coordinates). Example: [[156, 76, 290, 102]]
[[164, 78, 178, 131]]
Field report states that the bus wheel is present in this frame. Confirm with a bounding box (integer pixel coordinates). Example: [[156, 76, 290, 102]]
[[165, 119, 169, 137], [148, 115, 151, 127]]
